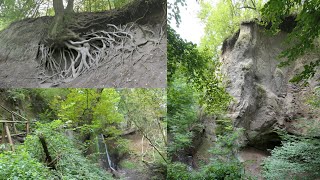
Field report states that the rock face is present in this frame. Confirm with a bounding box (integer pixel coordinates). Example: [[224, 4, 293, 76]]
[[221, 21, 320, 149]]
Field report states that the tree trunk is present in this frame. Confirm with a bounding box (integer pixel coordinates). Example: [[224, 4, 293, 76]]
[[52, 0, 64, 16], [50, 0, 75, 40], [50, 0, 65, 39], [107, 0, 112, 10], [39, 134, 56, 170], [66, 0, 74, 13]]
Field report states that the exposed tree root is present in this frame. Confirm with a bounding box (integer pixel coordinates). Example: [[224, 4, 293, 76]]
[[37, 23, 161, 85]]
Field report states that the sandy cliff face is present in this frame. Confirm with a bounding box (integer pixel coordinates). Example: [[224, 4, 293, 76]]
[[221, 22, 320, 149]]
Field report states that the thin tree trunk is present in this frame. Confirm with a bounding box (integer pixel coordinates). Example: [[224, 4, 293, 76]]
[[51, 0, 65, 38], [53, 0, 64, 16], [107, 0, 112, 10], [12, 114, 18, 135], [1, 122, 6, 143], [156, 117, 167, 146], [5, 123, 14, 151], [66, 0, 74, 13], [39, 134, 56, 170], [143, 133, 167, 163], [141, 135, 144, 160]]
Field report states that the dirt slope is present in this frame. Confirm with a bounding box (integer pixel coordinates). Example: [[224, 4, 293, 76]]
[[0, 0, 166, 88]]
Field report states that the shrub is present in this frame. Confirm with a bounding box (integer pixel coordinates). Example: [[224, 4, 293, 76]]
[[262, 138, 320, 180], [167, 162, 191, 180], [194, 160, 244, 180], [0, 148, 53, 180], [24, 120, 114, 180], [167, 160, 244, 180]]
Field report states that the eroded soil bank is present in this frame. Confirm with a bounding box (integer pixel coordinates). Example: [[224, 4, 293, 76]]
[[0, 0, 166, 88]]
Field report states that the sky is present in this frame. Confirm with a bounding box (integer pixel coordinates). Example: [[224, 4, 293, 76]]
[[168, 0, 205, 45]]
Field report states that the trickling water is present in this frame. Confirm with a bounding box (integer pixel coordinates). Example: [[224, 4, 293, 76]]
[[101, 134, 116, 171]]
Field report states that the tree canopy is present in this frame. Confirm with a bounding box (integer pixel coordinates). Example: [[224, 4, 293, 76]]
[[0, 0, 133, 30], [198, 0, 320, 82], [261, 0, 320, 82]]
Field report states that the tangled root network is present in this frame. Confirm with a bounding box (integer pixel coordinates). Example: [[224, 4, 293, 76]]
[[38, 23, 161, 85]]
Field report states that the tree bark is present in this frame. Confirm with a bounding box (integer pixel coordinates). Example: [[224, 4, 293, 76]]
[[107, 0, 112, 10], [66, 0, 74, 13], [50, 0, 75, 40], [51, 0, 65, 39], [52, 0, 64, 16], [39, 134, 56, 170], [5, 123, 14, 151]]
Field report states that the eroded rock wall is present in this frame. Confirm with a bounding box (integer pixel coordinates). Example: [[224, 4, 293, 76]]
[[221, 22, 320, 149]]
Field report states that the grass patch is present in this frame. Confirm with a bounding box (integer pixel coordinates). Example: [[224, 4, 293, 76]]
[[120, 160, 136, 169]]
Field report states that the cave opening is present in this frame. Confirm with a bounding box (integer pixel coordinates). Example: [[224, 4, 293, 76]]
[[248, 132, 282, 153]]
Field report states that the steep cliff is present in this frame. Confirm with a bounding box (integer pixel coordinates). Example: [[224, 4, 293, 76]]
[[221, 21, 320, 149]]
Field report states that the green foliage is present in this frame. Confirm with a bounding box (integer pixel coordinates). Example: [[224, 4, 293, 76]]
[[118, 88, 167, 162], [0, 0, 133, 30], [215, 117, 234, 136], [167, 26, 209, 83], [4, 89, 32, 117], [24, 120, 113, 179], [120, 159, 136, 169], [262, 138, 320, 180], [51, 89, 123, 136], [209, 128, 243, 158], [0, 0, 40, 29], [29, 88, 69, 122], [194, 160, 244, 180], [167, 0, 187, 27], [167, 24, 231, 159], [167, 160, 244, 180], [0, 148, 53, 180], [168, 25, 231, 113], [199, 0, 263, 56], [167, 77, 197, 155], [307, 86, 320, 108], [167, 162, 191, 180], [77, 0, 132, 12], [261, 0, 320, 82], [290, 60, 320, 83], [113, 0, 133, 9], [114, 138, 130, 154], [167, 128, 245, 179], [6, 89, 29, 103], [263, 93, 320, 179], [1, 88, 69, 123]]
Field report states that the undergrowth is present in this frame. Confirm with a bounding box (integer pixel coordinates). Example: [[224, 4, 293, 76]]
[[0, 120, 113, 180]]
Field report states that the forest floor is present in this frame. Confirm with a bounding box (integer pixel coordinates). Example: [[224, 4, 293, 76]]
[[119, 133, 154, 180], [238, 147, 270, 180]]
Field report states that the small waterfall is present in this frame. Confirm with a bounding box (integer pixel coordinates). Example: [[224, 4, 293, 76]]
[[101, 134, 116, 171]]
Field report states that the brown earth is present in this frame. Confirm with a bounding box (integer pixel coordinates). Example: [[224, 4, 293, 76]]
[[238, 147, 270, 180], [119, 132, 154, 180]]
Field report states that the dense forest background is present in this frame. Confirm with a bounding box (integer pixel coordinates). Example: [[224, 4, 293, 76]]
[[0, 0, 134, 30], [167, 0, 320, 179], [0, 88, 166, 179]]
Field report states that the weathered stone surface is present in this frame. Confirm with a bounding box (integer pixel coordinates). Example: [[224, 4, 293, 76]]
[[221, 22, 320, 148]]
